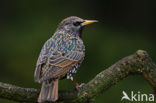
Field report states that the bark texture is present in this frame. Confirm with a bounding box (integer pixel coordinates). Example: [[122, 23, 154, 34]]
[[0, 50, 156, 103]]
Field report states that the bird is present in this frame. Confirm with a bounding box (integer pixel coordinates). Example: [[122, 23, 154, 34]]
[[34, 16, 97, 103]]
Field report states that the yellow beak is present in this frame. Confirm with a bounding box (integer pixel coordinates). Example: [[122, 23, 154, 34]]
[[81, 20, 98, 26]]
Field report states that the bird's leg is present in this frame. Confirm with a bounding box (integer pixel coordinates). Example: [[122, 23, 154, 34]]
[[70, 78, 85, 90], [71, 78, 79, 87]]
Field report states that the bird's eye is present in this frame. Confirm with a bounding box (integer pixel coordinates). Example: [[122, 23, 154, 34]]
[[73, 22, 81, 26]]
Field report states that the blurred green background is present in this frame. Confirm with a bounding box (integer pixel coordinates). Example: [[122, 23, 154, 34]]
[[0, 0, 156, 103]]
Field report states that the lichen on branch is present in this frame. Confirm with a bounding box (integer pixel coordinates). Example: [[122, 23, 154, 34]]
[[0, 50, 156, 103]]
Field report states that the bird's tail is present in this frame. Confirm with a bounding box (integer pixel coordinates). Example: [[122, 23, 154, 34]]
[[38, 79, 58, 103]]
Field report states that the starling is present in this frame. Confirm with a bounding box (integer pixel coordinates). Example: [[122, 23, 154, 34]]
[[34, 16, 97, 102]]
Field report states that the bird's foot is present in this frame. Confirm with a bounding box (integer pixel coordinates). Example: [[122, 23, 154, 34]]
[[79, 83, 85, 88], [75, 83, 85, 91], [71, 79, 85, 90]]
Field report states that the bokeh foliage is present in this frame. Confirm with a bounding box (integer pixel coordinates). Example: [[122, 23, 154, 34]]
[[0, 0, 156, 103]]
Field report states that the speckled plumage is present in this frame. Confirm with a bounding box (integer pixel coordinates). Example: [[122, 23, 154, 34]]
[[34, 16, 96, 103], [35, 30, 85, 82]]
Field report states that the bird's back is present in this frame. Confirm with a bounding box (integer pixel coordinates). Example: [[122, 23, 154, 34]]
[[34, 31, 85, 82]]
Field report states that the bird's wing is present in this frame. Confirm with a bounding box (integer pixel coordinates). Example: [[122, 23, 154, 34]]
[[39, 37, 85, 82], [34, 38, 55, 82]]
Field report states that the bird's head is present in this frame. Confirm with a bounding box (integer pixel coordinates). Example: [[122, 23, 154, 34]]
[[56, 16, 97, 37]]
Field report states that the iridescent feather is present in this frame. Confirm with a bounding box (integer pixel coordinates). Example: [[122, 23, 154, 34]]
[[34, 31, 85, 83]]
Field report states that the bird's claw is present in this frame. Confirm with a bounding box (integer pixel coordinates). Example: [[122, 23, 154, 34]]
[[75, 83, 85, 91], [79, 83, 85, 87]]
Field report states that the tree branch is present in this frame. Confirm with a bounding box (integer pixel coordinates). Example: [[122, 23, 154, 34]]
[[0, 50, 156, 103]]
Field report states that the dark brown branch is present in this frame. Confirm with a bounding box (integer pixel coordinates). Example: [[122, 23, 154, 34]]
[[0, 50, 156, 103]]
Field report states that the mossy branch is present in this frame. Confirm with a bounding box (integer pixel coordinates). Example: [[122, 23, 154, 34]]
[[0, 50, 156, 103]]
